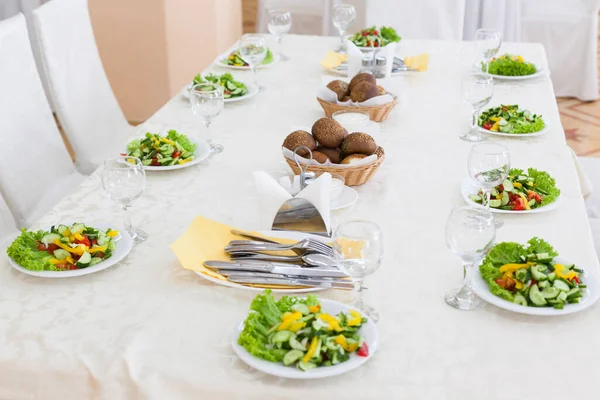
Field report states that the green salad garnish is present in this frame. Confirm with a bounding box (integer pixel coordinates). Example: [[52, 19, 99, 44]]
[[480, 238, 585, 309], [223, 49, 273, 67], [350, 26, 401, 47], [193, 73, 248, 99], [479, 104, 545, 134], [486, 54, 537, 76], [126, 130, 196, 167], [238, 291, 369, 371]]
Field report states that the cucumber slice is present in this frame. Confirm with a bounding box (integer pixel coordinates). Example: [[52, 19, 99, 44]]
[[70, 223, 85, 235], [557, 292, 568, 302], [57, 225, 69, 235], [283, 350, 305, 366], [501, 191, 510, 206], [291, 303, 310, 315], [528, 199, 536, 207], [300, 337, 309, 348], [76, 251, 92, 267], [547, 272, 556, 282], [530, 266, 548, 281], [566, 288, 580, 299], [297, 361, 317, 371], [53, 249, 70, 260], [289, 336, 306, 352], [513, 293, 528, 306], [272, 330, 294, 344], [541, 286, 560, 299], [502, 179, 514, 191], [88, 257, 103, 267], [515, 268, 528, 282], [468, 194, 482, 203], [553, 280, 571, 292], [489, 199, 501, 208], [529, 285, 547, 306], [41, 233, 61, 245], [538, 280, 550, 289], [491, 188, 499, 197]]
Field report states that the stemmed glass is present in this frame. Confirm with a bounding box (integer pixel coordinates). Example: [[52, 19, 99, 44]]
[[190, 83, 224, 154], [333, 220, 383, 322], [267, 10, 292, 61], [332, 4, 356, 53], [468, 143, 511, 227], [445, 206, 496, 310], [239, 34, 267, 91], [461, 73, 494, 142], [101, 156, 147, 244], [476, 29, 502, 73]]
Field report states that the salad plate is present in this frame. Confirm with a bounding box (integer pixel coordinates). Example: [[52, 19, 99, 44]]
[[183, 73, 259, 103], [232, 292, 378, 379], [478, 104, 549, 137], [481, 54, 546, 81], [488, 67, 546, 81], [331, 186, 358, 211], [6, 222, 133, 278], [214, 49, 280, 70], [473, 238, 600, 316]]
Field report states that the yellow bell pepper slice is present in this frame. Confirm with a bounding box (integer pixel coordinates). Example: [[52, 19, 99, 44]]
[[513, 182, 522, 188], [518, 193, 531, 210], [178, 158, 194, 165], [347, 342, 359, 352], [347, 310, 363, 327], [106, 230, 119, 238], [65, 256, 75, 265], [160, 137, 175, 145], [278, 312, 302, 331], [48, 258, 63, 265], [515, 280, 523, 289], [54, 240, 87, 255], [490, 121, 500, 132], [73, 233, 84, 241], [498, 263, 533, 273], [88, 245, 108, 254], [62, 228, 71, 237], [289, 321, 306, 332], [308, 305, 320, 313], [554, 264, 579, 281], [303, 337, 319, 363], [318, 314, 343, 332]]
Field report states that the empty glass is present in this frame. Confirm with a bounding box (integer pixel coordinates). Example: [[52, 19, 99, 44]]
[[476, 29, 502, 73], [445, 206, 496, 310], [101, 156, 147, 244], [333, 220, 383, 322], [190, 83, 224, 154], [239, 34, 267, 90], [267, 10, 292, 61], [332, 4, 356, 53], [461, 73, 494, 142], [468, 143, 511, 227]]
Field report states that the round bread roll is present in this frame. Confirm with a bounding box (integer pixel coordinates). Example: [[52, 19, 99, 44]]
[[341, 132, 377, 156], [326, 80, 349, 101], [310, 151, 330, 164], [311, 117, 347, 148], [377, 85, 387, 95], [316, 146, 342, 164], [350, 81, 379, 103], [340, 154, 368, 165], [348, 73, 376, 91], [282, 130, 316, 156]]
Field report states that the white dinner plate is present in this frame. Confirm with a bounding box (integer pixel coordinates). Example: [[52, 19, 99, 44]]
[[6, 223, 133, 278], [193, 230, 332, 293], [478, 120, 550, 138], [123, 136, 211, 171], [473, 256, 600, 316], [182, 81, 259, 103], [331, 186, 358, 210], [214, 52, 280, 70], [232, 298, 379, 379], [460, 177, 561, 214], [489, 66, 546, 81]]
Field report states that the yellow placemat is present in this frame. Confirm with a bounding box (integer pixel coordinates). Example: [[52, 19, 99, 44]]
[[321, 52, 348, 69], [404, 53, 429, 72], [171, 216, 303, 289]]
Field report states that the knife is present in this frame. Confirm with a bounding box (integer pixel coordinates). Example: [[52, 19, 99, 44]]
[[217, 270, 351, 283], [205, 260, 348, 277], [225, 275, 354, 290]]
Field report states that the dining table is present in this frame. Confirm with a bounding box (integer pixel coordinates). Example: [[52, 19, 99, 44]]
[[1, 34, 598, 399]]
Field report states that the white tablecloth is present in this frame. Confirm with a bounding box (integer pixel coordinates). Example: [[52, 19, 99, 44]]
[[1, 35, 598, 399]]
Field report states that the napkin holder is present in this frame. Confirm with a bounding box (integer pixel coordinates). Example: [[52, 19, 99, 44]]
[[271, 147, 330, 237]]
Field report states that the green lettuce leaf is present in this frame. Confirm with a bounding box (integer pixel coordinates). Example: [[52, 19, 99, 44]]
[[275, 296, 296, 313], [380, 26, 401, 43], [509, 168, 524, 177], [249, 290, 282, 327], [126, 139, 141, 153], [262, 49, 273, 65], [526, 237, 558, 257], [237, 312, 286, 363], [6, 229, 56, 271], [166, 129, 196, 153], [527, 168, 560, 205], [479, 262, 515, 301], [482, 241, 527, 267]]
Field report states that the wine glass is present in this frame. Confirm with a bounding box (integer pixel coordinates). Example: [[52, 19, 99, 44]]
[[476, 29, 502, 73], [190, 83, 224, 154], [468, 143, 511, 227], [445, 206, 496, 310], [461, 73, 494, 142], [332, 4, 356, 53], [267, 10, 292, 61], [333, 220, 383, 322], [239, 34, 267, 91], [101, 156, 147, 244]]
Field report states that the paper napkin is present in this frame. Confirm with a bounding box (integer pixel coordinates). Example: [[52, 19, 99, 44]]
[[320, 51, 348, 69], [346, 41, 397, 78], [253, 171, 331, 232], [404, 53, 429, 72]]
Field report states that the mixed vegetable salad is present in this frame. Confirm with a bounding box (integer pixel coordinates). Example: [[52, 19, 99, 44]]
[[6, 223, 117, 271], [126, 130, 196, 167], [193, 73, 248, 99], [238, 291, 369, 371], [487, 54, 537, 76], [350, 26, 401, 48], [469, 168, 560, 211], [478, 104, 545, 134], [223, 49, 274, 67], [480, 238, 585, 309]]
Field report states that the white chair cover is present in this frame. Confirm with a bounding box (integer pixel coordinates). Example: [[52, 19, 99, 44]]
[[365, 0, 466, 40], [256, 0, 340, 36], [463, 0, 522, 41], [521, 0, 600, 101], [0, 14, 84, 228], [579, 157, 600, 219], [0, 192, 18, 243], [32, 0, 133, 174]]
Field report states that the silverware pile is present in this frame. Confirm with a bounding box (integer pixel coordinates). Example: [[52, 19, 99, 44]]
[[333, 56, 418, 73], [204, 231, 352, 289]]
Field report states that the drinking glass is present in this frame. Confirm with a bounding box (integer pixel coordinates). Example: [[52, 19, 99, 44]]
[[468, 143, 511, 227], [267, 10, 292, 61], [461, 73, 494, 142], [101, 156, 147, 244], [445, 206, 496, 310], [333, 220, 383, 322], [239, 34, 267, 90], [190, 83, 224, 154], [476, 29, 501, 73], [332, 4, 356, 53]]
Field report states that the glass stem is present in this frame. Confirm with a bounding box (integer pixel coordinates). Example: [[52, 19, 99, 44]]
[[122, 204, 134, 237], [485, 59, 490, 74], [353, 278, 364, 309], [471, 108, 479, 132], [251, 65, 258, 86], [340, 30, 346, 47], [462, 261, 475, 291], [276, 35, 282, 45], [483, 187, 492, 213]]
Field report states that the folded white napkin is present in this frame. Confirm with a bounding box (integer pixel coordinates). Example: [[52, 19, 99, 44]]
[[253, 171, 331, 232], [346, 40, 397, 78], [569, 147, 594, 198]]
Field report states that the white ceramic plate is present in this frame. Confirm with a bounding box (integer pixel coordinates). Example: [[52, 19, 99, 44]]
[[331, 186, 358, 210], [478, 120, 549, 138], [123, 136, 211, 171], [193, 230, 331, 293], [182, 81, 259, 103], [489, 66, 546, 81], [461, 177, 561, 214], [6, 223, 133, 278], [473, 256, 600, 316], [214, 52, 280, 70], [232, 298, 378, 379]]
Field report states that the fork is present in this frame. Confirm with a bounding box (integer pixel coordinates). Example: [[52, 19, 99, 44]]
[[225, 238, 333, 257]]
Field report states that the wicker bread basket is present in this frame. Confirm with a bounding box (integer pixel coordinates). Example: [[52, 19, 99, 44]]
[[317, 97, 398, 122], [284, 147, 385, 186]]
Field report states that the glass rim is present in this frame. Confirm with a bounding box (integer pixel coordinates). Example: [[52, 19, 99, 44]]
[[475, 28, 501, 35], [268, 9, 291, 16], [103, 155, 143, 167], [190, 83, 222, 94], [335, 220, 382, 239], [470, 142, 509, 155], [334, 4, 356, 10], [241, 33, 267, 41], [464, 72, 493, 81]]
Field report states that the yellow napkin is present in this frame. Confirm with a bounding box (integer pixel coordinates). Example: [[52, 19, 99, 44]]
[[171, 216, 302, 288], [404, 53, 429, 72], [321, 52, 348, 69]]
